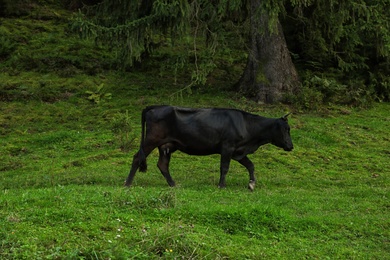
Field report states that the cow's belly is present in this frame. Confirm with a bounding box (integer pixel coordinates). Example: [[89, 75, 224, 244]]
[[166, 135, 219, 155], [166, 127, 253, 157], [176, 142, 220, 156]]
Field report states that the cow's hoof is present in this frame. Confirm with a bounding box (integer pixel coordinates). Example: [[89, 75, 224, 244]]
[[248, 180, 255, 191]]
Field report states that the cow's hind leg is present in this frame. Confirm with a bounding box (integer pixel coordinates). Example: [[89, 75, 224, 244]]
[[157, 144, 176, 187], [238, 156, 255, 191], [125, 151, 142, 186], [125, 146, 154, 187]]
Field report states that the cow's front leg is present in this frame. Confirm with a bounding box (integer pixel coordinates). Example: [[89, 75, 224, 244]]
[[238, 156, 255, 191], [218, 152, 232, 188]]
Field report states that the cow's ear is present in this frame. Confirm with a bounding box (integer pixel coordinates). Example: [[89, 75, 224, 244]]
[[282, 113, 291, 121]]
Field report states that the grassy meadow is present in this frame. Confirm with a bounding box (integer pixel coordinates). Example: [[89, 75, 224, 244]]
[[1, 7, 389, 259], [1, 73, 389, 259]]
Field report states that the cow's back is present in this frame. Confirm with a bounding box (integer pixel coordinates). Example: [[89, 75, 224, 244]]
[[144, 106, 249, 155], [174, 107, 246, 135]]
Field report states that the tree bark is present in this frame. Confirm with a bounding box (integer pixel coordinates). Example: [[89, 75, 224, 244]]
[[235, 0, 300, 103]]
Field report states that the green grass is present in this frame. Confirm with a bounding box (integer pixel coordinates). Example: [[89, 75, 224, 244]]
[[1, 7, 389, 259], [1, 80, 389, 258]]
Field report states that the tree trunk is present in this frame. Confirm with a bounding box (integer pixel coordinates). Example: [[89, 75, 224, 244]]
[[235, 0, 299, 103]]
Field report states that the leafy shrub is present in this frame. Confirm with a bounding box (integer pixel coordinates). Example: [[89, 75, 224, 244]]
[[370, 71, 390, 102], [285, 82, 324, 111], [286, 72, 379, 110], [306, 75, 347, 104], [345, 79, 376, 108], [85, 83, 112, 104]]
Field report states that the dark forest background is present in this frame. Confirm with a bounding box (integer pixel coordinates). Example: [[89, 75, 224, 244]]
[[1, 0, 389, 108]]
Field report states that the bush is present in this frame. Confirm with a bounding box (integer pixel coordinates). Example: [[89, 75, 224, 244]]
[[370, 71, 390, 102], [286, 72, 379, 110], [286, 84, 324, 111], [345, 79, 376, 108]]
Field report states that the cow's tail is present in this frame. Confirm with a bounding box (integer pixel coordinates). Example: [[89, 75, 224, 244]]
[[138, 107, 149, 172]]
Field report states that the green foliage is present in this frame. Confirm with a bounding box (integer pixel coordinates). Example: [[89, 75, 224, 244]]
[[284, 0, 390, 101], [345, 79, 376, 108], [0, 0, 31, 16], [70, 0, 389, 104], [85, 83, 112, 104], [285, 84, 324, 111], [157, 51, 190, 85], [285, 71, 379, 110], [370, 71, 390, 102], [111, 110, 135, 152], [287, 0, 389, 69], [307, 76, 347, 104], [71, 0, 191, 68], [0, 13, 116, 76], [0, 35, 16, 59], [71, 0, 248, 86]]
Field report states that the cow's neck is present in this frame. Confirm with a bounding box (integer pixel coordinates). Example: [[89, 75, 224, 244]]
[[249, 116, 277, 145]]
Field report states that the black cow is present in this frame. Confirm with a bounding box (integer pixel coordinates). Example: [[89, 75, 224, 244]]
[[125, 105, 293, 190]]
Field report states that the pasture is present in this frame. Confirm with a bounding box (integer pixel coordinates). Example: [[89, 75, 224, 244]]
[[0, 72, 389, 258]]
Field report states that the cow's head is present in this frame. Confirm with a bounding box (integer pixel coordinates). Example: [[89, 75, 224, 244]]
[[272, 113, 294, 151]]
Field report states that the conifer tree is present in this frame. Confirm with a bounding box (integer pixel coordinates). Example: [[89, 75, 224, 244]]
[[284, 0, 389, 102], [73, 0, 301, 103], [73, 0, 389, 103], [234, 0, 299, 103]]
